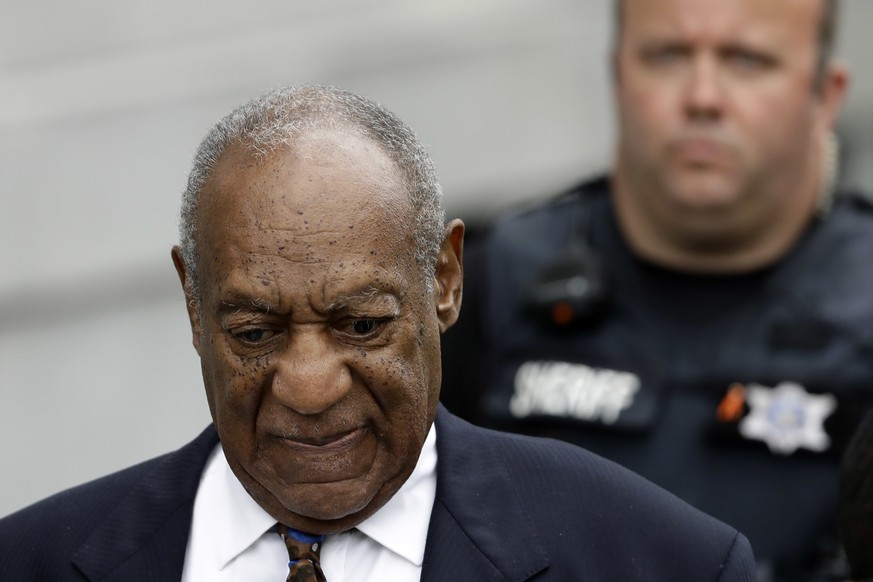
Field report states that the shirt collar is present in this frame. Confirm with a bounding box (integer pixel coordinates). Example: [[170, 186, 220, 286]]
[[206, 446, 279, 570], [355, 422, 437, 566], [209, 422, 438, 569]]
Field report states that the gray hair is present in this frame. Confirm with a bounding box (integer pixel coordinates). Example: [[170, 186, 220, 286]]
[[179, 85, 445, 301]]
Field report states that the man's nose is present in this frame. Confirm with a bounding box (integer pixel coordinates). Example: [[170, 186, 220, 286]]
[[683, 55, 725, 122], [271, 330, 353, 414]]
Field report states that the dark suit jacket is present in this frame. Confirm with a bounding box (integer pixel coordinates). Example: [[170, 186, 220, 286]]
[[0, 406, 755, 580]]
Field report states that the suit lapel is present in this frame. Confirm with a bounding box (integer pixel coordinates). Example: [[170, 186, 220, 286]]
[[67, 412, 550, 581], [422, 407, 549, 582], [71, 426, 219, 581]]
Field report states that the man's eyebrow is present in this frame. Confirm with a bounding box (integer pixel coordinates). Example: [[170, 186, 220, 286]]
[[328, 286, 400, 312], [217, 294, 275, 314]]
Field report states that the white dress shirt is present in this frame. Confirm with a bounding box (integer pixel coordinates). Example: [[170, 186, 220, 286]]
[[181, 425, 437, 582]]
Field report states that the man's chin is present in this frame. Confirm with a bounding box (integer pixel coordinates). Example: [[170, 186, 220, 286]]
[[264, 477, 394, 530]]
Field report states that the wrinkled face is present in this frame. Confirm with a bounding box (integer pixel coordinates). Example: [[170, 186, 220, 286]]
[[174, 130, 460, 533], [614, 0, 838, 228]]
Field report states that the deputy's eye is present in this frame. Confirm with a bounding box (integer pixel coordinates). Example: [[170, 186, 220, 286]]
[[723, 48, 775, 71], [641, 44, 689, 66]]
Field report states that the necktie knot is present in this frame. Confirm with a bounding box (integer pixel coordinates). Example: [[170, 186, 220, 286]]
[[276, 525, 326, 582]]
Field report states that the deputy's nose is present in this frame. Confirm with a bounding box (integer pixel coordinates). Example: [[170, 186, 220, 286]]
[[271, 329, 353, 415], [683, 55, 725, 123]]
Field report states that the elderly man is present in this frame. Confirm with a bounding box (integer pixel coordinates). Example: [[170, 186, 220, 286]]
[[0, 87, 755, 580], [441, 0, 873, 580]]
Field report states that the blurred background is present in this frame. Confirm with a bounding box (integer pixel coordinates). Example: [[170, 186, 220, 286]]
[[1, 0, 871, 517]]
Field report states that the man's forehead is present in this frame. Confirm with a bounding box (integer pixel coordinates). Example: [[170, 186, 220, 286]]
[[198, 131, 412, 240]]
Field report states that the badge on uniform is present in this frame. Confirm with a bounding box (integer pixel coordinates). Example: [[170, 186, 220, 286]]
[[716, 381, 837, 455]]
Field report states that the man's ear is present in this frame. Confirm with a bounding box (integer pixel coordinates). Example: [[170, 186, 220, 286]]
[[171, 246, 202, 354], [434, 219, 464, 333]]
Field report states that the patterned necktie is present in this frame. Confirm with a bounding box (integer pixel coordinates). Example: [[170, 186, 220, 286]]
[[276, 525, 327, 582]]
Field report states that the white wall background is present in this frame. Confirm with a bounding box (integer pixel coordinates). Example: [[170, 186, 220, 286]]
[[2, 0, 872, 518]]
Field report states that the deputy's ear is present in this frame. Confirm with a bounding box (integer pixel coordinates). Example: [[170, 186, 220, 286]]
[[816, 60, 849, 135], [171, 246, 203, 354], [434, 219, 464, 333]]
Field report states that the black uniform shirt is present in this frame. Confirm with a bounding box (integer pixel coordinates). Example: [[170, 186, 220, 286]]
[[441, 176, 873, 581]]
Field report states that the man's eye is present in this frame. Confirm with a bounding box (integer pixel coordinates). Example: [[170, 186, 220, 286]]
[[350, 319, 378, 335], [334, 316, 391, 342], [336, 318, 387, 339], [234, 328, 274, 343]]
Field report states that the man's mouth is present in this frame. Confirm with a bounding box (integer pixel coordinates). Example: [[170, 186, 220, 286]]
[[277, 427, 368, 452]]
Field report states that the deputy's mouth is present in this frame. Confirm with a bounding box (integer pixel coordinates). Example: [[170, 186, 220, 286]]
[[671, 138, 731, 166]]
